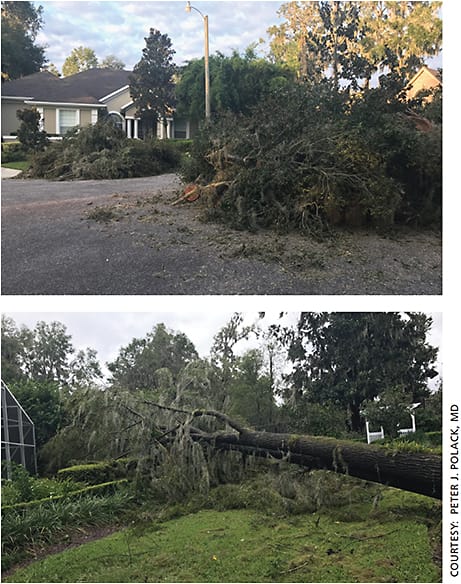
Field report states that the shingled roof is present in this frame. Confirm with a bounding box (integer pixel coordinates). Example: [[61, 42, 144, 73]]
[[2, 68, 133, 104]]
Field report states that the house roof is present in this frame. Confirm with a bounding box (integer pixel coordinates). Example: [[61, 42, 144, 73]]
[[407, 65, 442, 89], [2, 68, 133, 105]]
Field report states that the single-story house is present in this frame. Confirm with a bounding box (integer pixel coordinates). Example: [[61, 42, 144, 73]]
[[405, 65, 442, 101], [1, 67, 192, 141]]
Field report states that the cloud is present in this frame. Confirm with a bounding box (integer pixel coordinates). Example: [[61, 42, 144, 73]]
[[37, 1, 285, 71]]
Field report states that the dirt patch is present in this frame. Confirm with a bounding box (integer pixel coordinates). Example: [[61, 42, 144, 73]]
[[83, 187, 442, 295]]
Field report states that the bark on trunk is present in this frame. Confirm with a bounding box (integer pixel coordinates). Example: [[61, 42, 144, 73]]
[[193, 429, 441, 499]]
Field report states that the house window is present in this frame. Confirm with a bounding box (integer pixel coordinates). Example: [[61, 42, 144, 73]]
[[58, 109, 79, 135], [107, 112, 124, 131], [174, 119, 189, 139]]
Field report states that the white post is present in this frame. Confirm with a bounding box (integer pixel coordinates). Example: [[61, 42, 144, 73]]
[[126, 119, 132, 139], [133, 119, 139, 139]]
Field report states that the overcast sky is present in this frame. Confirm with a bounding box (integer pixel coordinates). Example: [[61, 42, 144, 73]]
[[3, 312, 443, 388], [35, 0, 444, 74], [36, 1, 288, 72]]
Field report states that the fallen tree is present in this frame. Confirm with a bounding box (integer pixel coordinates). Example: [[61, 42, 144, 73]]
[[153, 407, 442, 500], [70, 393, 441, 501]]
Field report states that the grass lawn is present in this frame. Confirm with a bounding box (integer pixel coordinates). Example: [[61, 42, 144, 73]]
[[5, 489, 441, 583], [1, 160, 29, 171]]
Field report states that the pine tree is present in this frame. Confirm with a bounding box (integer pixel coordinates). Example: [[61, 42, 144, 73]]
[[129, 28, 177, 138]]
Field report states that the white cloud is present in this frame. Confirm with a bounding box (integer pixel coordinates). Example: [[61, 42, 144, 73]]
[[37, 0, 286, 71]]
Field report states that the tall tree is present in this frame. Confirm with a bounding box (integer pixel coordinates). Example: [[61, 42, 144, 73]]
[[100, 54, 126, 70], [284, 312, 438, 432], [62, 46, 98, 77], [359, 1, 442, 82], [176, 51, 294, 121], [129, 28, 176, 137], [228, 349, 277, 430], [268, 1, 442, 88], [1, 317, 102, 390], [107, 323, 198, 393], [1, 0, 46, 80]]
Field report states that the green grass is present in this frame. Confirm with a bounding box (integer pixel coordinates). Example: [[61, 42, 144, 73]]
[[5, 489, 441, 583], [1, 160, 29, 171]]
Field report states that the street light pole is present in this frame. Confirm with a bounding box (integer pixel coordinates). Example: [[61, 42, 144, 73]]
[[185, 1, 210, 118]]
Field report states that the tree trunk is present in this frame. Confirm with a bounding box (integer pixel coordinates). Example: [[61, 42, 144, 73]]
[[193, 428, 441, 499]]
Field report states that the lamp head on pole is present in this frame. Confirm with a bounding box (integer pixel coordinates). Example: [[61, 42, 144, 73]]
[[185, 1, 191, 13]]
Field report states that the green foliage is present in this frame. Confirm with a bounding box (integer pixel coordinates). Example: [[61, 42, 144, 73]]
[[378, 430, 442, 456], [129, 28, 176, 136], [184, 82, 404, 232], [62, 46, 98, 77], [268, 1, 442, 86], [4, 486, 441, 583], [27, 122, 181, 180], [348, 83, 442, 225], [108, 323, 198, 392], [1, 316, 102, 390], [283, 313, 438, 433], [100, 54, 125, 70], [363, 385, 416, 438], [1, 489, 132, 571], [228, 350, 277, 430], [278, 401, 349, 438], [16, 108, 49, 153], [1, 1, 46, 80], [3, 480, 129, 512], [175, 51, 294, 120], [1, 142, 28, 163], [38, 425, 94, 475], [1, 463, 85, 506], [57, 459, 134, 485], [6, 380, 61, 448]]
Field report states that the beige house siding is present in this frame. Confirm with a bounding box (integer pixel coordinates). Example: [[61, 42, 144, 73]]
[[42, 107, 56, 134], [406, 68, 441, 101], [104, 87, 132, 113], [1, 100, 22, 136], [79, 109, 93, 127]]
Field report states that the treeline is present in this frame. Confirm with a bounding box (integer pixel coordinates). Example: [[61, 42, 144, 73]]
[[1, 312, 442, 475]]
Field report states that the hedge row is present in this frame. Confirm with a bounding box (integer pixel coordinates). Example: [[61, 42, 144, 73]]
[[56, 458, 136, 485], [2, 479, 128, 513]]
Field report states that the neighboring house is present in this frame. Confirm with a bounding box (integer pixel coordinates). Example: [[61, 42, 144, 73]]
[[405, 65, 442, 101], [1, 68, 191, 141]]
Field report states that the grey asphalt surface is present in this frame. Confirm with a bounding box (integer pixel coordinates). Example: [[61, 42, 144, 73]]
[[1, 175, 311, 295]]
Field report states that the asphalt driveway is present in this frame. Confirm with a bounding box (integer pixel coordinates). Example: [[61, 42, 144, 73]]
[[1, 174, 442, 295], [1, 174, 311, 295]]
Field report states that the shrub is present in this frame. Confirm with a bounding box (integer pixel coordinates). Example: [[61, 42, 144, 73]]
[[16, 108, 49, 152], [57, 459, 135, 485], [27, 121, 181, 180], [2, 479, 128, 512], [1, 142, 28, 163], [1, 489, 132, 571], [1, 474, 86, 507]]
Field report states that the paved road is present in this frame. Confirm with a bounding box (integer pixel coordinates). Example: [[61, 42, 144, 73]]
[[1, 175, 311, 295]]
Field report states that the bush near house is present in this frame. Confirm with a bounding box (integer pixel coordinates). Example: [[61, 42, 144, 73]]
[[26, 121, 182, 180], [1, 142, 28, 164]]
